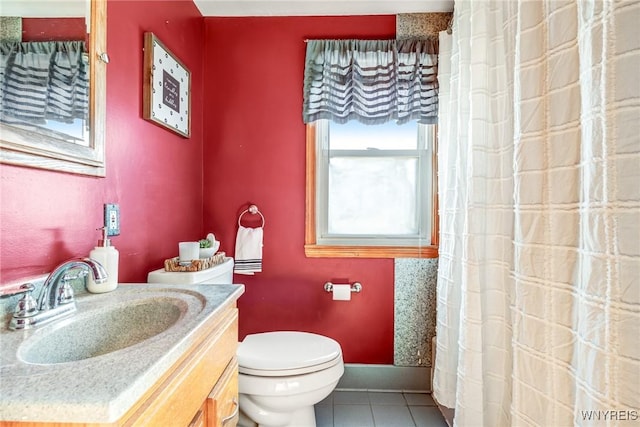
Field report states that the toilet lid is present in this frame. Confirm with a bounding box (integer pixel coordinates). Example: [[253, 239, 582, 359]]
[[238, 331, 342, 374]]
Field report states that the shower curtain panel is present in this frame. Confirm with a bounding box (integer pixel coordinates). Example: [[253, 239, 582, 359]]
[[434, 1, 640, 426]]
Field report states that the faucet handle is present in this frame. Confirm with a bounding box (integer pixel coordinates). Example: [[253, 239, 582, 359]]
[[13, 284, 38, 318], [57, 279, 75, 305], [1, 282, 34, 298]]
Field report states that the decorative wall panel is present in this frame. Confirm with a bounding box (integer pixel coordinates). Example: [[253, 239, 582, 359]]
[[394, 258, 438, 366]]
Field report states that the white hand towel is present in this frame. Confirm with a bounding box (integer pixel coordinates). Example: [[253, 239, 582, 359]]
[[234, 225, 263, 275]]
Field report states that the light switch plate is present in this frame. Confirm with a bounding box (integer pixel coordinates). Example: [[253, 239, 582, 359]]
[[104, 203, 120, 236]]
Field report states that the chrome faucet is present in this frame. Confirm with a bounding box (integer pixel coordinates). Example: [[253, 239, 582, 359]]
[[38, 258, 108, 311], [8, 258, 108, 330]]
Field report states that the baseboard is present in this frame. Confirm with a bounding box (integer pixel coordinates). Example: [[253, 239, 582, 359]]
[[336, 364, 432, 393]]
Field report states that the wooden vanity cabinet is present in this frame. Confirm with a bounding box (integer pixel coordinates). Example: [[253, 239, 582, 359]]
[[206, 358, 239, 426], [126, 305, 240, 427], [188, 410, 206, 427], [189, 358, 239, 427]]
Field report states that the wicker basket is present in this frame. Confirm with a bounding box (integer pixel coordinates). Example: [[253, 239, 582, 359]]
[[164, 252, 226, 272]]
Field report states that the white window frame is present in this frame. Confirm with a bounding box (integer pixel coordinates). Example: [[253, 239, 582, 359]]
[[305, 121, 439, 259]]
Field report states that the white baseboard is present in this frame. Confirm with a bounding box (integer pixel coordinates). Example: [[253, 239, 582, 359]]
[[336, 364, 432, 393]]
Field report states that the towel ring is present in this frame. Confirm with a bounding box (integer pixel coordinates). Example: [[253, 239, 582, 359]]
[[238, 204, 265, 227]]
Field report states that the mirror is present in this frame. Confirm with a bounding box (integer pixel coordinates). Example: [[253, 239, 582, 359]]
[[0, 0, 106, 177]]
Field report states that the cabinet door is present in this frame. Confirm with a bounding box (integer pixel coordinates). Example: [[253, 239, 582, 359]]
[[207, 358, 239, 427], [188, 405, 207, 427]]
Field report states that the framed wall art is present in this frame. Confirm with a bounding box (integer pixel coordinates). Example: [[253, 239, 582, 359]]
[[143, 32, 191, 138]]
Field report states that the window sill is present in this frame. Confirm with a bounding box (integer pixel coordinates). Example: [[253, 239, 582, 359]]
[[304, 244, 438, 259]]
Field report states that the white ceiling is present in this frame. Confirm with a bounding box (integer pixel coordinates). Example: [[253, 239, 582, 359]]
[[0, 0, 454, 19], [0, 0, 88, 17], [194, 0, 454, 17]]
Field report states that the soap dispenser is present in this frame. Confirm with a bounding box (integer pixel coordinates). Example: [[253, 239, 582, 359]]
[[87, 226, 119, 293]]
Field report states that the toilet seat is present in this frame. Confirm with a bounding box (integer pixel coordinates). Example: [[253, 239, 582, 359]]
[[238, 331, 342, 376]]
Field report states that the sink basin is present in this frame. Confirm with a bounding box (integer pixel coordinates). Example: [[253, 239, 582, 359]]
[[18, 297, 186, 364], [0, 283, 244, 424]]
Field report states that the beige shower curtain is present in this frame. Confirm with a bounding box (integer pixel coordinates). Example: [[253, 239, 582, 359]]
[[434, 1, 640, 426]]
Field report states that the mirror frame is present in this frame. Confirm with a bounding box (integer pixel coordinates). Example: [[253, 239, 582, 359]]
[[0, 0, 107, 177]]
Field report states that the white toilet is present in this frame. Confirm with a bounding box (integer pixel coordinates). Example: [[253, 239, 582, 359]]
[[237, 331, 343, 427], [147, 258, 345, 427]]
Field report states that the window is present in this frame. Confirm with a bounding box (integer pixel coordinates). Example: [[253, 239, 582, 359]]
[[305, 120, 438, 258]]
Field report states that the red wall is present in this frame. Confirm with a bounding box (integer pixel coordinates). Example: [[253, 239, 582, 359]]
[[0, 7, 398, 365], [0, 0, 204, 284], [202, 16, 397, 364]]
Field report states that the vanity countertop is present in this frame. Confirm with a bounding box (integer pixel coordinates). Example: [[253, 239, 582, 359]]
[[0, 283, 244, 424]]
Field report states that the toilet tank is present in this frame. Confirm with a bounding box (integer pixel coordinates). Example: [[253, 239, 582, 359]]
[[147, 257, 234, 285]]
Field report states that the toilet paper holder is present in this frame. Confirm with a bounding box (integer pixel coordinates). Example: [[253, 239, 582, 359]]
[[324, 282, 362, 293]]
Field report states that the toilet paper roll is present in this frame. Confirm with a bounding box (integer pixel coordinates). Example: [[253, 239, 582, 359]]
[[332, 284, 351, 301]]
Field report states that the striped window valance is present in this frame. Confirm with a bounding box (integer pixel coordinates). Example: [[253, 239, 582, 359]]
[[303, 38, 439, 125], [0, 41, 89, 126]]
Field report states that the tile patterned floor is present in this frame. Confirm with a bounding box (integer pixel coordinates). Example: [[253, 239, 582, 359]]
[[315, 391, 448, 427]]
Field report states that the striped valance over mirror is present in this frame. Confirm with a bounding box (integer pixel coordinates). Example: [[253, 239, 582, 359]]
[[303, 38, 439, 125], [0, 41, 89, 126]]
